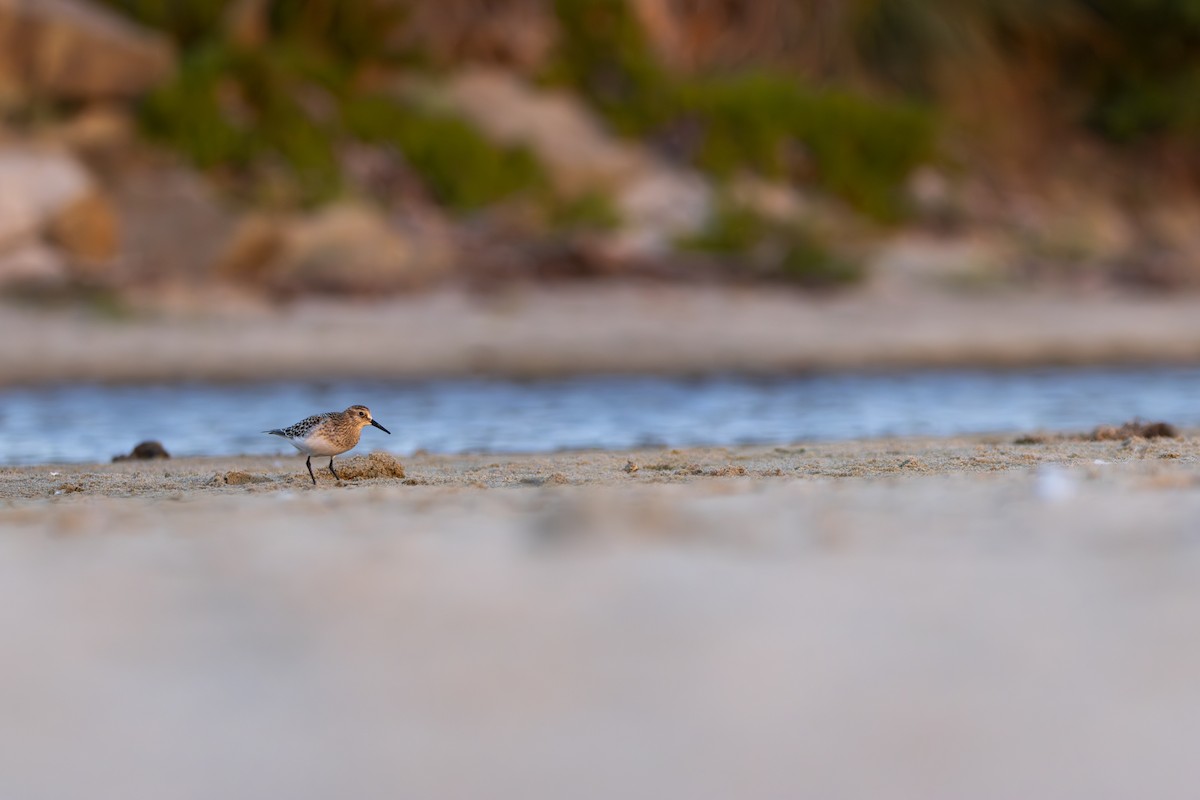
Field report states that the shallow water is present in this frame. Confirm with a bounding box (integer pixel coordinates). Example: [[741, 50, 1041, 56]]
[[2, 366, 1199, 465]]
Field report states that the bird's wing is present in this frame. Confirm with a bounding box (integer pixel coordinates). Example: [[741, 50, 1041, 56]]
[[265, 412, 332, 438]]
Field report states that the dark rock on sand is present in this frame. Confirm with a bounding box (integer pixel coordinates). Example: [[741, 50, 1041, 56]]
[[112, 440, 169, 462], [1016, 419, 1179, 445], [1090, 420, 1178, 441]]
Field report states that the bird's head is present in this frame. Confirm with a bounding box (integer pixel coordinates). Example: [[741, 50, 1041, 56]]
[[345, 405, 391, 434]]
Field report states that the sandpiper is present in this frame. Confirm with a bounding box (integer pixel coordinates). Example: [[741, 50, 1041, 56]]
[[265, 404, 391, 485]]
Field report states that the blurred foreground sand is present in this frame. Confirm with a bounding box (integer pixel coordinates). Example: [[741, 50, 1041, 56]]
[[3, 435, 1200, 798]]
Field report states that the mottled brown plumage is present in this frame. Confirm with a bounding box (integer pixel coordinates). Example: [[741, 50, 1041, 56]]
[[265, 404, 391, 484]]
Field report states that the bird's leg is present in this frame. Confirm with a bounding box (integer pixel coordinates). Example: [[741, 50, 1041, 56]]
[[306, 455, 317, 485], [329, 457, 341, 481]]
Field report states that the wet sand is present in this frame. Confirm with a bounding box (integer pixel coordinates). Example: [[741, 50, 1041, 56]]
[[4, 433, 1200, 798], [0, 432, 1193, 500]]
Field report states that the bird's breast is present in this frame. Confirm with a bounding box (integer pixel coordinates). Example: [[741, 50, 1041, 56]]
[[290, 426, 361, 457]]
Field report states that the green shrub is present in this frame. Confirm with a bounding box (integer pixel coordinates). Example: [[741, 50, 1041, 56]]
[[676, 202, 768, 254], [545, 0, 672, 135], [140, 43, 249, 170], [849, 0, 1077, 96], [110, 0, 430, 206], [1079, 0, 1200, 141], [343, 95, 547, 213], [1093, 73, 1200, 141], [129, 0, 544, 211], [117, 0, 936, 219], [141, 43, 342, 205], [547, 2, 935, 221], [545, 191, 622, 232], [146, 55, 545, 210], [679, 201, 864, 288], [849, 0, 1200, 145], [266, 0, 407, 69], [677, 73, 935, 221]]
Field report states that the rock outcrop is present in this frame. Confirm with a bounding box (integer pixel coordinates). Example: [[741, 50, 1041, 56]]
[[217, 203, 453, 296], [0, 0, 174, 104], [0, 146, 94, 286]]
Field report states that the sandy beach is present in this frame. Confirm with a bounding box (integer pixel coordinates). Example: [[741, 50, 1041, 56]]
[[4, 432, 1200, 799], [2, 284, 1200, 796], [3, 279, 1199, 800]]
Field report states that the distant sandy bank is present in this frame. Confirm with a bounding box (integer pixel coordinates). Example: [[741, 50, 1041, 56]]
[[4, 285, 1200, 386]]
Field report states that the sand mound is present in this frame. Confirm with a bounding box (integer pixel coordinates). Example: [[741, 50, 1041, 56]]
[[335, 452, 406, 480]]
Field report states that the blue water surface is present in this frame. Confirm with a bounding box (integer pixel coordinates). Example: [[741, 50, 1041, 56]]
[[1, 366, 1198, 465]]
